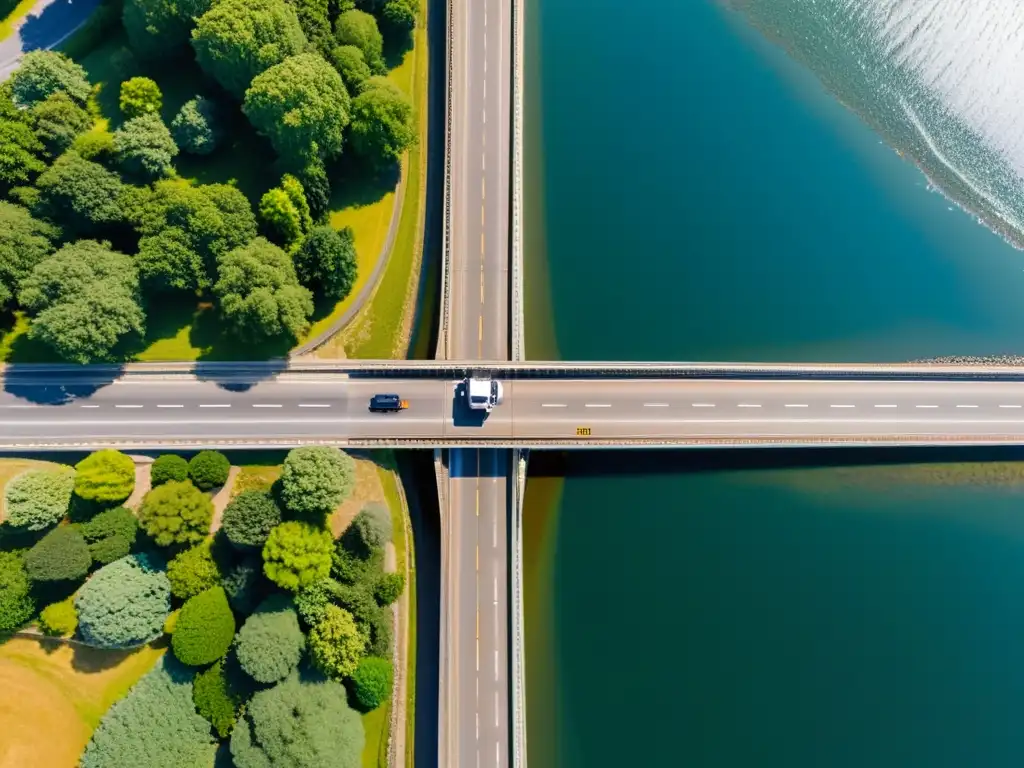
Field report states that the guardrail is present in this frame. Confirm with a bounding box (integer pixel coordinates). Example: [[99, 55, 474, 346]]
[[436, 0, 455, 360], [509, 448, 528, 768], [510, 0, 525, 363]]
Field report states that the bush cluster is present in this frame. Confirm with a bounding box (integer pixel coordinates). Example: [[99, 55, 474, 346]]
[[172, 586, 236, 666], [279, 446, 355, 520], [262, 520, 333, 591], [193, 657, 239, 738], [234, 594, 305, 684], [222, 490, 281, 550], [138, 480, 212, 547], [150, 454, 188, 486], [74, 450, 135, 505], [166, 540, 222, 599], [79, 506, 137, 565], [39, 596, 77, 636], [188, 450, 230, 490], [0, 551, 35, 632], [24, 524, 91, 583], [75, 553, 170, 648], [351, 656, 393, 711], [4, 467, 75, 531]]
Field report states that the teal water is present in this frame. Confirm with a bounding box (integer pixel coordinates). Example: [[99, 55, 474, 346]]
[[523, 0, 1024, 766]]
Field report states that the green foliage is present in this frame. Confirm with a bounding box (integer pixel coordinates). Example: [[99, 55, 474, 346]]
[[74, 450, 136, 505], [259, 187, 303, 247], [234, 594, 305, 683], [294, 576, 342, 627], [152, 454, 189, 486], [0, 202, 54, 307], [297, 158, 330, 222], [122, 0, 213, 58], [81, 656, 217, 768], [335, 9, 384, 74], [242, 53, 350, 167], [360, 501, 392, 542], [79, 506, 138, 565], [308, 603, 365, 678], [30, 92, 92, 157], [4, 467, 75, 531], [222, 489, 281, 550], [192, 0, 308, 99], [0, 551, 35, 632], [230, 672, 364, 768], [172, 586, 236, 666], [381, 0, 417, 34], [344, 505, 388, 554], [170, 96, 220, 155], [262, 520, 333, 591], [188, 450, 230, 490], [351, 656, 392, 710], [287, 0, 331, 55], [279, 446, 355, 520], [167, 541, 222, 599], [39, 596, 78, 636], [221, 556, 264, 613], [367, 605, 392, 657], [119, 77, 163, 118], [0, 119, 47, 188], [75, 553, 171, 648], [193, 657, 239, 738], [214, 237, 314, 344], [295, 224, 357, 300], [282, 173, 312, 232], [163, 607, 180, 634], [33, 151, 125, 236], [331, 543, 380, 585], [335, 582, 379, 629], [373, 571, 404, 606], [10, 51, 91, 107], [350, 77, 416, 167], [329, 45, 371, 95], [113, 113, 178, 178], [138, 480, 213, 548], [71, 129, 115, 162]]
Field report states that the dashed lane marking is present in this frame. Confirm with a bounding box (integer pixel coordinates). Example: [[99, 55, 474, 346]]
[[115, 404, 143, 409], [540, 403, 565, 408], [298, 404, 330, 408], [199, 404, 230, 408], [252, 404, 282, 408], [830, 404, 856, 409], [737, 403, 761, 408], [915, 404, 938, 409], [643, 403, 669, 407], [691, 403, 716, 408], [584, 403, 611, 408], [784, 404, 808, 408], [157, 404, 183, 408]]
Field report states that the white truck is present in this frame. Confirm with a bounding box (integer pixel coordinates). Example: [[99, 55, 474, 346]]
[[465, 377, 504, 412]]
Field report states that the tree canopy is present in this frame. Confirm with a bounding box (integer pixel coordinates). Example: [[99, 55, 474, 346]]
[[0, 552, 34, 632], [308, 603, 365, 678], [234, 594, 306, 683], [294, 225, 357, 300], [75, 553, 171, 648], [279, 446, 356, 520], [193, 657, 239, 738], [0, 202, 55, 307], [119, 77, 163, 118], [24, 524, 91, 583], [351, 656, 392, 710], [222, 490, 282, 550], [262, 520, 332, 591], [122, 0, 215, 58], [113, 113, 179, 178], [329, 45, 371, 94], [3, 467, 75, 531], [170, 96, 221, 155], [10, 51, 90, 107], [39, 596, 78, 637], [151, 454, 189, 486], [79, 506, 138, 565], [30, 92, 92, 157], [74, 449, 136, 505], [167, 540, 223, 599], [334, 9, 384, 74], [32, 151, 125, 236], [171, 586, 236, 666], [138, 480, 214, 547], [0, 118, 47, 189], [350, 77, 416, 167]]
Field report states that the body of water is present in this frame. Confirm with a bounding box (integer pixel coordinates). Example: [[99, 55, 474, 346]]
[[523, 0, 1024, 766]]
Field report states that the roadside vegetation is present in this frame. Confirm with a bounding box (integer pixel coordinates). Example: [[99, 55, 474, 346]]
[[0, 0, 420, 363], [0, 447, 410, 767]]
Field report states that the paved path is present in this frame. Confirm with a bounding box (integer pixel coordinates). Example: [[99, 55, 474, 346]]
[[0, 0, 102, 79]]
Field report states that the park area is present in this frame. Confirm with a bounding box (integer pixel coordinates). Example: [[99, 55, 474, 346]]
[[0, 448, 413, 768], [0, 0, 428, 364]]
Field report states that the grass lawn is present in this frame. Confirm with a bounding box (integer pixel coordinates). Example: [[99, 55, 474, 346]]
[[0, 0, 36, 43], [0, 457, 60, 496], [362, 700, 391, 768], [0, 638, 164, 768]]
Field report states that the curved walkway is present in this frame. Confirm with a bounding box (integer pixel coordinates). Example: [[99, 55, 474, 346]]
[[0, 0, 101, 79]]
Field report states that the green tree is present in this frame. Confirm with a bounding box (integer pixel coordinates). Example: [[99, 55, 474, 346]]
[[373, 572, 404, 606], [234, 594, 305, 683], [0, 552, 35, 632], [230, 672, 364, 768], [30, 91, 92, 157], [136, 228, 205, 294], [113, 113, 178, 178], [167, 540, 222, 599], [221, 556, 264, 613], [71, 129, 115, 162], [3, 467, 75, 531], [138, 480, 214, 547], [74, 449, 136, 505], [286, 0, 331, 55], [351, 656, 392, 710], [193, 657, 240, 738], [151, 454, 189, 486], [329, 45, 371, 94], [75, 553, 171, 648], [282, 173, 312, 232], [342, 506, 388, 556], [10, 50, 90, 106], [334, 8, 383, 73], [81, 657, 216, 768], [29, 286, 146, 363], [0, 119, 47, 188], [358, 501, 391, 542], [258, 187, 303, 247], [119, 77, 163, 118], [242, 53, 350, 166], [297, 159, 330, 222], [172, 586, 236, 666], [308, 603, 365, 678], [214, 237, 314, 344], [33, 151, 125, 235], [79, 506, 138, 565], [294, 576, 343, 627], [349, 77, 415, 167], [0, 202, 55, 307], [191, 0, 308, 98], [170, 96, 220, 155], [279, 446, 355, 520], [262, 520, 332, 591], [335, 582, 380, 631], [222, 490, 282, 550], [381, 0, 417, 35], [122, 0, 215, 58], [188, 450, 230, 490], [294, 225, 357, 300], [24, 524, 91, 582], [39, 596, 77, 636], [19, 240, 139, 313]]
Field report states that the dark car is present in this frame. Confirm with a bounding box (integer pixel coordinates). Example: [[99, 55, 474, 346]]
[[369, 394, 408, 412]]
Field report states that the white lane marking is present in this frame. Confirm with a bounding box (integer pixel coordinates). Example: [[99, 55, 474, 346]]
[[643, 403, 669, 407], [737, 403, 761, 408], [252, 404, 282, 408], [830, 404, 855, 409], [5, 404, 37, 409], [494, 650, 499, 681], [115, 404, 143, 409], [540, 403, 566, 408], [956, 404, 978, 409], [157, 404, 183, 408], [297, 404, 330, 408], [493, 577, 498, 602], [495, 691, 500, 724], [79, 404, 99, 409], [584, 403, 611, 408], [784, 404, 808, 408], [915, 404, 938, 409], [497, 742, 501, 765], [875, 404, 898, 408], [1001, 404, 1022, 409], [691, 403, 716, 408], [199, 404, 230, 408]]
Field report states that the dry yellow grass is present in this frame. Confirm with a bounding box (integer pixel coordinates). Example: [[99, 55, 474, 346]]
[[330, 455, 386, 538], [0, 639, 164, 768], [0, 458, 63, 523]]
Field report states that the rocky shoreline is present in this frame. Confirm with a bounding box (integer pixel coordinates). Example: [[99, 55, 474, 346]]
[[910, 356, 1024, 366]]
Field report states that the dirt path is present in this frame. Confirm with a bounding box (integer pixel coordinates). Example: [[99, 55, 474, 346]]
[[208, 466, 240, 533], [124, 456, 153, 510]]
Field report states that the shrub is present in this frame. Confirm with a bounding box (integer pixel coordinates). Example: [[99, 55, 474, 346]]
[[10, 50, 90, 106], [71, 129, 115, 162], [262, 520, 332, 591], [24, 525, 91, 583], [74, 450, 135, 505], [32, 151, 125, 237], [360, 502, 392, 543], [39, 597, 77, 636], [279, 446, 355, 520], [335, 582, 379, 630], [119, 77, 162, 118], [308, 604, 365, 679], [151, 454, 188, 486], [81, 656, 217, 768], [367, 606, 393, 658], [79, 506, 138, 565], [234, 594, 305, 684], [167, 541, 222, 600], [295, 576, 343, 628], [342, 506, 387, 557], [351, 656, 392, 711], [4, 467, 75, 531], [113, 113, 178, 178], [188, 450, 230, 490], [259, 186, 303, 247], [334, 9, 384, 74], [172, 586, 236, 666], [30, 91, 92, 156], [75, 553, 171, 648], [373, 572, 405, 606], [382, 0, 417, 34], [193, 657, 239, 738], [297, 159, 330, 222], [170, 96, 220, 155], [331, 544, 381, 585], [349, 77, 416, 168], [138, 480, 213, 547], [221, 556, 264, 614], [294, 225, 357, 300], [0, 201, 56, 308], [329, 45, 370, 94], [222, 490, 281, 550], [230, 672, 363, 768], [0, 551, 35, 632]]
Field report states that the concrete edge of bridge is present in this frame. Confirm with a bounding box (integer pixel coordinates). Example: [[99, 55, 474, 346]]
[[435, 0, 455, 362], [510, 0, 525, 365], [434, 448, 452, 767], [510, 448, 528, 768]]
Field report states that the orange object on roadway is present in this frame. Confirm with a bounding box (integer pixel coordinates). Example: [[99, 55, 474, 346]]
[[400, 400, 409, 409]]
